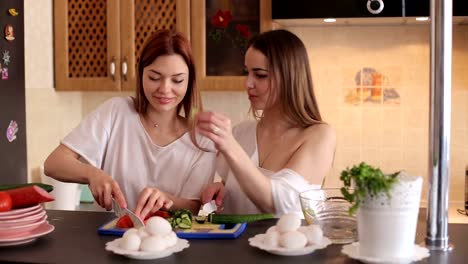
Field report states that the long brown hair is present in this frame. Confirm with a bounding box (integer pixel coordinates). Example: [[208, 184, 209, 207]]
[[134, 29, 203, 148], [248, 29, 323, 127]]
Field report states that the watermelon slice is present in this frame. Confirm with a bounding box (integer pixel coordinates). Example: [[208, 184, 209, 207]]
[[5, 185, 55, 208]]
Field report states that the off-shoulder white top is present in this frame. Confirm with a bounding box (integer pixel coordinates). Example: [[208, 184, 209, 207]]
[[219, 121, 320, 216]]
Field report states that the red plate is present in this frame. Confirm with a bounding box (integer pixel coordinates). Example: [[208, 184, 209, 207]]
[[0, 221, 55, 246], [0, 210, 47, 228], [0, 215, 47, 236], [0, 205, 43, 221]]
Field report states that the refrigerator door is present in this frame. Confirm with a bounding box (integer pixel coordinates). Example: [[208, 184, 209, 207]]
[[0, 0, 27, 184]]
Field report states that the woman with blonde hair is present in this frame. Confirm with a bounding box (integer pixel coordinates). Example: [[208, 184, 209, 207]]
[[44, 30, 216, 218], [197, 29, 335, 215]]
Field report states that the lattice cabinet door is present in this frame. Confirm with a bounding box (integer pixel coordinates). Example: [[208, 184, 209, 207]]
[[54, 0, 121, 91], [54, 0, 190, 91], [120, 0, 190, 91]]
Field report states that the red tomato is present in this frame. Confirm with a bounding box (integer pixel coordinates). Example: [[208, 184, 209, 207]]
[[0, 191, 13, 212], [149, 210, 171, 219], [116, 215, 133, 228]]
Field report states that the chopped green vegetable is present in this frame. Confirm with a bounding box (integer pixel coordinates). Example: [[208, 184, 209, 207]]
[[209, 213, 275, 224], [340, 162, 399, 214], [168, 209, 193, 229]]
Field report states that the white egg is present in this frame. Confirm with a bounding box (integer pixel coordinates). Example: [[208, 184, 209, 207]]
[[164, 231, 178, 247], [279, 231, 307, 249], [140, 236, 168, 252], [146, 216, 172, 236], [276, 213, 301, 233], [266, 225, 278, 234], [137, 226, 149, 239], [122, 228, 139, 238], [263, 230, 279, 248], [301, 225, 323, 245], [119, 233, 141, 251]]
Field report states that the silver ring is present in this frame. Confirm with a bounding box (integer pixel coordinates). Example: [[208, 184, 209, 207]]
[[212, 126, 220, 135]]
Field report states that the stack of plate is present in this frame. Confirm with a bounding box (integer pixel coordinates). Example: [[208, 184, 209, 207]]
[[0, 204, 54, 246]]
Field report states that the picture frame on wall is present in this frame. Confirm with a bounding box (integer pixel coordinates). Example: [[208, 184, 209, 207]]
[[191, 0, 272, 90]]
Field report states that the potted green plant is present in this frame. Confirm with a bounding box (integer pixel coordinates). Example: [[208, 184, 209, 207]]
[[339, 162, 428, 262]]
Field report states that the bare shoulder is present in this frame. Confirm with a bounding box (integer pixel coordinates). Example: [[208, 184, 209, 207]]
[[302, 123, 336, 143]]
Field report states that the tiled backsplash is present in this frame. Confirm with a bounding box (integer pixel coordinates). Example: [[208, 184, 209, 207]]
[[290, 25, 468, 203], [24, 0, 468, 203]]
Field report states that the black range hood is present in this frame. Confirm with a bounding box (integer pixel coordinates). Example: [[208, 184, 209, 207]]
[[272, 0, 467, 20]]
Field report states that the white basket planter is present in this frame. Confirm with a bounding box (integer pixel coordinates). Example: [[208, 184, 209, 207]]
[[357, 173, 423, 259]]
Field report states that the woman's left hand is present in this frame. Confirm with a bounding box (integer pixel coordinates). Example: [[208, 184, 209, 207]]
[[134, 187, 174, 220], [195, 111, 235, 153]]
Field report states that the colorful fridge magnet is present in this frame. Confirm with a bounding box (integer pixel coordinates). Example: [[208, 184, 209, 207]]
[[4, 24, 15, 42], [1, 68, 8, 80], [2, 50, 10, 66], [8, 8, 19, 16], [6, 120, 18, 142]]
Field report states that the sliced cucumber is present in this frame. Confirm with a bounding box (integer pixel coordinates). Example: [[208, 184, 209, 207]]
[[168, 209, 193, 229], [209, 213, 275, 224]]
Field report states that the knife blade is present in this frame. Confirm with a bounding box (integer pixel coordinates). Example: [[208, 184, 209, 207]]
[[195, 200, 218, 223], [112, 198, 145, 228]]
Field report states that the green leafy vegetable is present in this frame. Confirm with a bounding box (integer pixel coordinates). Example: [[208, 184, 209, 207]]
[[340, 162, 399, 214]]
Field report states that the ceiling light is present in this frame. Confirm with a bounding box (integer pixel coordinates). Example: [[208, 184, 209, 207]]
[[323, 18, 336, 23]]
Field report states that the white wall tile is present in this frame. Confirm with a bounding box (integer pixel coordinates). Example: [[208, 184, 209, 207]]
[[24, 0, 54, 89]]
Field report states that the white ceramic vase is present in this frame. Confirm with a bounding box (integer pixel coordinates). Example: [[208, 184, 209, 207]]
[[357, 173, 423, 259]]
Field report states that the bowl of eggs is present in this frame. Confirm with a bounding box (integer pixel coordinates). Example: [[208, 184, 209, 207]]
[[105, 216, 189, 260], [248, 213, 331, 256]]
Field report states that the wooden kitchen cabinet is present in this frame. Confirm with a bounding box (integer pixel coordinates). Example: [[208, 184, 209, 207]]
[[54, 0, 190, 91]]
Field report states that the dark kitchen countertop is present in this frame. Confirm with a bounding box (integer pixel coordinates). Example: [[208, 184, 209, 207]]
[[0, 209, 466, 263]]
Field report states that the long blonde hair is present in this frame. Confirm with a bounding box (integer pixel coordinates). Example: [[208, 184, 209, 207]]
[[248, 29, 323, 127]]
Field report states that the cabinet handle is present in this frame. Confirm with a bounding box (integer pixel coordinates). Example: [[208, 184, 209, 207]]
[[109, 56, 116, 81], [122, 57, 128, 82]]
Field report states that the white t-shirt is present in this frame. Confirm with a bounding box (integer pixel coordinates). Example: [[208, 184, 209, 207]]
[[220, 121, 320, 216], [62, 96, 216, 210]]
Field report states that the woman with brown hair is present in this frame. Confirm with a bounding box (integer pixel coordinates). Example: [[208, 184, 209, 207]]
[[197, 29, 336, 215], [44, 30, 216, 218]]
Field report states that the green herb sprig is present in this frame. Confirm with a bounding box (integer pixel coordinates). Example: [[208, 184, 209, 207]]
[[340, 162, 399, 214]]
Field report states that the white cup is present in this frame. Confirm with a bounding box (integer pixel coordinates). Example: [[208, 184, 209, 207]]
[[40, 166, 81, 210], [358, 174, 423, 259]]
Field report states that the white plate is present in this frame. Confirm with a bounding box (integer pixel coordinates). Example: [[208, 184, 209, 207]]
[[248, 234, 332, 256], [341, 242, 430, 264], [0, 221, 54, 245], [0, 204, 42, 220], [106, 238, 189, 260]]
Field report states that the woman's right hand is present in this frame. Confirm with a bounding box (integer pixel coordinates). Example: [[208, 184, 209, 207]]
[[88, 170, 126, 210], [201, 182, 225, 208], [195, 111, 236, 154]]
